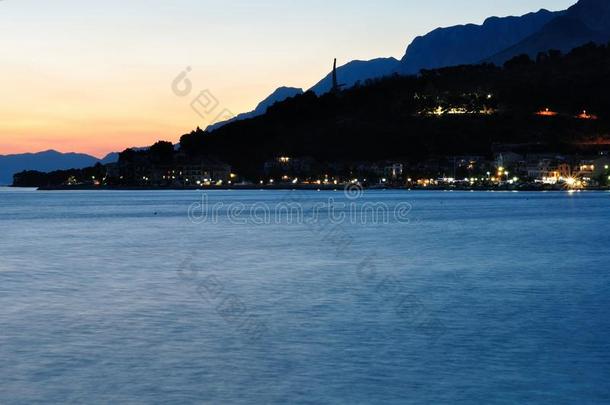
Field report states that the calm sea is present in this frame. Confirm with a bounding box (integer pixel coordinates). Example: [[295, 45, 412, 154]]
[[1, 187, 609, 404]]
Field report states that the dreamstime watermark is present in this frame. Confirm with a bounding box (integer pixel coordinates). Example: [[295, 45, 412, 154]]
[[279, 189, 447, 345], [187, 185, 414, 225], [171, 66, 235, 125], [177, 186, 445, 346]]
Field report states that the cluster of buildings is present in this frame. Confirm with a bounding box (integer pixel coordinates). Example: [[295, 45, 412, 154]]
[[258, 152, 610, 189], [503, 152, 609, 187], [106, 151, 232, 187], [412, 152, 610, 189], [261, 156, 407, 187], [86, 141, 610, 190]]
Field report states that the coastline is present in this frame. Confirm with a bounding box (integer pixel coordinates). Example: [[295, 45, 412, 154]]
[[25, 184, 610, 192]]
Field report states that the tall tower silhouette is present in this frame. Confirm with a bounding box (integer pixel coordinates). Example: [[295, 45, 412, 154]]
[[331, 58, 345, 94]]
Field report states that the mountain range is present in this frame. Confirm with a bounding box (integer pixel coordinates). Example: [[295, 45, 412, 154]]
[[207, 0, 610, 131], [489, 0, 610, 63], [0, 150, 117, 185], [400, 9, 559, 72]]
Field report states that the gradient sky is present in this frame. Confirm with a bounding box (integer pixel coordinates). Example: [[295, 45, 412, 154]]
[[1, 0, 576, 157]]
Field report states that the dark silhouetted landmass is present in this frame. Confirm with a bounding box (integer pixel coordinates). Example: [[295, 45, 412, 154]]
[[0, 150, 108, 185], [12, 164, 108, 188], [206, 86, 304, 132], [175, 43, 610, 180], [14, 44, 610, 188]]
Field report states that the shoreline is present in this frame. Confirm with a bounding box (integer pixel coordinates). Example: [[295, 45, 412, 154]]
[[19, 184, 610, 192]]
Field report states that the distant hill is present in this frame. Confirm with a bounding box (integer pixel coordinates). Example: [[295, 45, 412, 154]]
[[0, 150, 119, 185], [206, 86, 303, 132], [568, 0, 610, 33], [214, 59, 401, 129], [308, 8, 563, 93], [211, 61, 406, 130], [489, 0, 610, 64], [101, 152, 120, 164], [309, 58, 400, 95], [399, 9, 559, 73]]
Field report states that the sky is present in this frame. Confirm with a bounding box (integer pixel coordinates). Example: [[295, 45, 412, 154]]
[[0, 0, 576, 157]]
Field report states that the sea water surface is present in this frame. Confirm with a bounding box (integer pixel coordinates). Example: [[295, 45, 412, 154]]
[[1, 187, 609, 404]]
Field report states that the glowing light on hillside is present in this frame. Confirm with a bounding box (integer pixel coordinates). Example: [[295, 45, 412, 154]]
[[576, 110, 598, 120], [536, 108, 558, 117]]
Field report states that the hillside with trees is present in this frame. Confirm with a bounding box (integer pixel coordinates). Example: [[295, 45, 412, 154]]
[[178, 43, 610, 179]]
